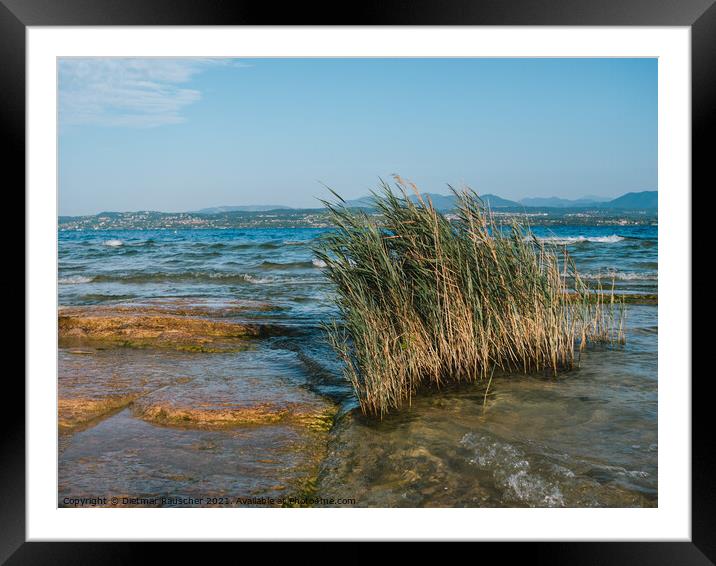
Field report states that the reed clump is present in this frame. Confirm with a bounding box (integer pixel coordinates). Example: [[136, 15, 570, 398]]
[[315, 178, 625, 417]]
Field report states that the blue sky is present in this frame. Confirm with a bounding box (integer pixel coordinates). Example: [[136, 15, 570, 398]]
[[59, 58, 657, 215]]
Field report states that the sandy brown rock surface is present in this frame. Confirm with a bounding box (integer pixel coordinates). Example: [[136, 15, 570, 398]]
[[58, 348, 193, 431], [58, 301, 288, 351], [57, 300, 338, 506], [132, 372, 335, 431]]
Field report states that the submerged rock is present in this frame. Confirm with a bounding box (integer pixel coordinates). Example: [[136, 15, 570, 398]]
[[132, 372, 336, 431], [57, 345, 337, 507], [56, 302, 338, 506], [59, 343, 335, 437], [59, 408, 331, 507], [58, 303, 289, 351], [316, 374, 657, 508], [80, 297, 278, 317], [58, 348, 192, 432], [59, 395, 140, 431]]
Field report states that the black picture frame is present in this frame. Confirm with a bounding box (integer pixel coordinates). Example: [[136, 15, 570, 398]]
[[6, 0, 706, 561]]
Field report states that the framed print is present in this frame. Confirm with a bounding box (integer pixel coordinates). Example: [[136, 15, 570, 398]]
[[8, 0, 709, 560]]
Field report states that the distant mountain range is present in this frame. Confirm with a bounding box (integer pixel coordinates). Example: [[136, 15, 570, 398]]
[[63, 190, 656, 222], [519, 196, 611, 208], [341, 190, 656, 211], [191, 190, 656, 214], [603, 191, 658, 210], [195, 205, 291, 214]]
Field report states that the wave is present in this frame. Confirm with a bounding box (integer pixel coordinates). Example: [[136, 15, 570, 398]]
[[59, 275, 94, 284], [194, 241, 293, 251], [89, 271, 285, 285], [258, 259, 326, 270], [578, 270, 658, 281], [536, 234, 624, 245], [460, 432, 565, 507], [103, 239, 124, 247], [241, 274, 275, 284]]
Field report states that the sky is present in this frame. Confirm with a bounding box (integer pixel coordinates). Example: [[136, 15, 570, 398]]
[[58, 58, 657, 215]]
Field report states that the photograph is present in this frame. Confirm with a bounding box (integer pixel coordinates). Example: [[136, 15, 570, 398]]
[[56, 56, 659, 509]]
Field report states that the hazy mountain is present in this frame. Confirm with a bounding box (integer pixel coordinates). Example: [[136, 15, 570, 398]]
[[344, 192, 520, 211], [184, 190, 656, 215], [600, 191, 657, 210], [580, 195, 613, 203], [343, 192, 456, 210], [196, 205, 291, 214], [342, 196, 375, 208], [520, 196, 610, 208], [415, 193, 458, 210], [479, 194, 521, 208]]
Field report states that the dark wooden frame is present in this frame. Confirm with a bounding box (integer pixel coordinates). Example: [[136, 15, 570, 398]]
[[6, 0, 706, 561]]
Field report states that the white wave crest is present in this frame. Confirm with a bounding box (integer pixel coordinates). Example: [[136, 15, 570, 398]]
[[579, 270, 657, 281], [537, 234, 624, 245], [312, 258, 327, 268], [460, 432, 565, 507], [59, 275, 93, 284], [103, 239, 123, 247], [240, 274, 275, 284]]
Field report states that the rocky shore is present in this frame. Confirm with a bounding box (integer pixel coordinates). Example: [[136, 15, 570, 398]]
[[58, 300, 337, 506]]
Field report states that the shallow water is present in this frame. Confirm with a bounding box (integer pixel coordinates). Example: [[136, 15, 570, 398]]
[[60, 410, 325, 507], [318, 306, 656, 507], [58, 225, 657, 507], [58, 346, 335, 506]]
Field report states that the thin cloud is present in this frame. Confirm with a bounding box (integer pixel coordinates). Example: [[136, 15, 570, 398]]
[[59, 58, 238, 128]]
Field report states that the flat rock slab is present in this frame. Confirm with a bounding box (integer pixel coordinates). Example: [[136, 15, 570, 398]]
[[58, 348, 195, 432], [58, 313, 337, 506], [132, 351, 335, 431], [78, 297, 278, 317], [58, 303, 289, 351]]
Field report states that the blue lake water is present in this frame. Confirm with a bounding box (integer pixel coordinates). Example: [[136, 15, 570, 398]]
[[58, 224, 657, 507], [59, 225, 657, 308]]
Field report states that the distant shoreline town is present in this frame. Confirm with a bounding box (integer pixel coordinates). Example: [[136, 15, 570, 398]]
[[59, 190, 657, 230]]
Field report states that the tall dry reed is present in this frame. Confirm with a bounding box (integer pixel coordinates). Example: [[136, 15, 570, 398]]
[[315, 178, 625, 416]]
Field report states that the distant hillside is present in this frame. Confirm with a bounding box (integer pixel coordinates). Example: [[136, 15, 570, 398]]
[[342, 196, 375, 208], [520, 196, 610, 208], [343, 190, 656, 211], [417, 193, 456, 210], [601, 191, 657, 210], [343, 192, 456, 210], [196, 205, 291, 214], [344, 192, 519, 211], [479, 194, 521, 208], [192, 190, 656, 214]]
